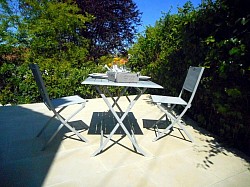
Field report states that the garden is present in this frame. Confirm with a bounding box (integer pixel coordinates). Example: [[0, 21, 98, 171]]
[[1, 0, 249, 156]]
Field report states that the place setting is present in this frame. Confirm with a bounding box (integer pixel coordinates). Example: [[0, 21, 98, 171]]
[[88, 56, 151, 82]]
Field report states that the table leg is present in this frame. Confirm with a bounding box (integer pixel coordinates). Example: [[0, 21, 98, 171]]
[[92, 86, 148, 156], [104, 86, 128, 113]]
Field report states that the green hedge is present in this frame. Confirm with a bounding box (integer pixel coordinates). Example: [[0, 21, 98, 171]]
[[128, 0, 250, 155]]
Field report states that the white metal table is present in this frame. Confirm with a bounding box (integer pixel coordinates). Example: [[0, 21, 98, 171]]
[[82, 77, 163, 156]]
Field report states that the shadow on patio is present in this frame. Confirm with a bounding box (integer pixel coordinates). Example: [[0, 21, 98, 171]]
[[0, 104, 88, 186]]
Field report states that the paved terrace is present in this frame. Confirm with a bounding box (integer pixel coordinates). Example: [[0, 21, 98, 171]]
[[0, 94, 249, 187]]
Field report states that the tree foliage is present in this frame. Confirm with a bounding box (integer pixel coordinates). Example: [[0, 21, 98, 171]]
[[75, 0, 141, 60], [1, 0, 141, 105], [0, 0, 100, 104]]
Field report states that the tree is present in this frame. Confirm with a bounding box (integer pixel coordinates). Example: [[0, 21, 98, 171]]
[[0, 0, 26, 104], [0, 0, 97, 105], [75, 0, 141, 60], [17, 0, 92, 62]]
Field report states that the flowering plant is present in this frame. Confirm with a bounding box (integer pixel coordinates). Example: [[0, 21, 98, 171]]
[[104, 55, 130, 72], [112, 57, 128, 66], [106, 56, 129, 72]]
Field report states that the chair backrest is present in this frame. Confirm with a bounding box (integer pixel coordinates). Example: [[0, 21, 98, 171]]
[[29, 64, 53, 110], [181, 66, 205, 105]]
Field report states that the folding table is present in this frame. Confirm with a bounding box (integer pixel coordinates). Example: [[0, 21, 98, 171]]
[[82, 77, 163, 156]]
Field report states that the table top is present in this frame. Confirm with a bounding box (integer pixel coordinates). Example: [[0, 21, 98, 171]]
[[82, 77, 163, 89]]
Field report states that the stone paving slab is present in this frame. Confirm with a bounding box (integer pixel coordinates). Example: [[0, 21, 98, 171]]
[[0, 94, 249, 187]]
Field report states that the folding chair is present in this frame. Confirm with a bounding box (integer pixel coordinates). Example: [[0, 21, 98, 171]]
[[150, 66, 205, 142], [29, 64, 88, 150]]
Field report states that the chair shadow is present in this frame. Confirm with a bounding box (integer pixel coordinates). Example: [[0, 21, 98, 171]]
[[142, 118, 192, 142]]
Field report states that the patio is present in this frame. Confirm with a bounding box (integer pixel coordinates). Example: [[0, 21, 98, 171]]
[[0, 94, 249, 187]]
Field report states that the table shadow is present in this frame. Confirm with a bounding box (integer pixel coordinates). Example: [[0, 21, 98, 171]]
[[88, 111, 143, 135]]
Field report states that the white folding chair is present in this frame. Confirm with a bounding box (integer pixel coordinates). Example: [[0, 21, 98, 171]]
[[29, 64, 88, 150], [150, 66, 205, 142]]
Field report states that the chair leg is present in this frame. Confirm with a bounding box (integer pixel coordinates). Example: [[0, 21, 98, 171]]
[[37, 115, 55, 137], [41, 104, 88, 150], [61, 120, 88, 142], [53, 104, 88, 143], [153, 117, 194, 143], [37, 107, 66, 137], [167, 115, 173, 131], [41, 123, 64, 151], [42, 117, 88, 150], [153, 104, 194, 142], [153, 123, 174, 142], [177, 121, 194, 143], [150, 113, 174, 140], [151, 114, 166, 129]]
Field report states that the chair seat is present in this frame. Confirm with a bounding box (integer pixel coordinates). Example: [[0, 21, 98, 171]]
[[51, 95, 86, 108], [151, 95, 187, 105]]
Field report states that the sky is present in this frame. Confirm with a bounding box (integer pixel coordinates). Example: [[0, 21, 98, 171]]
[[133, 0, 202, 33]]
